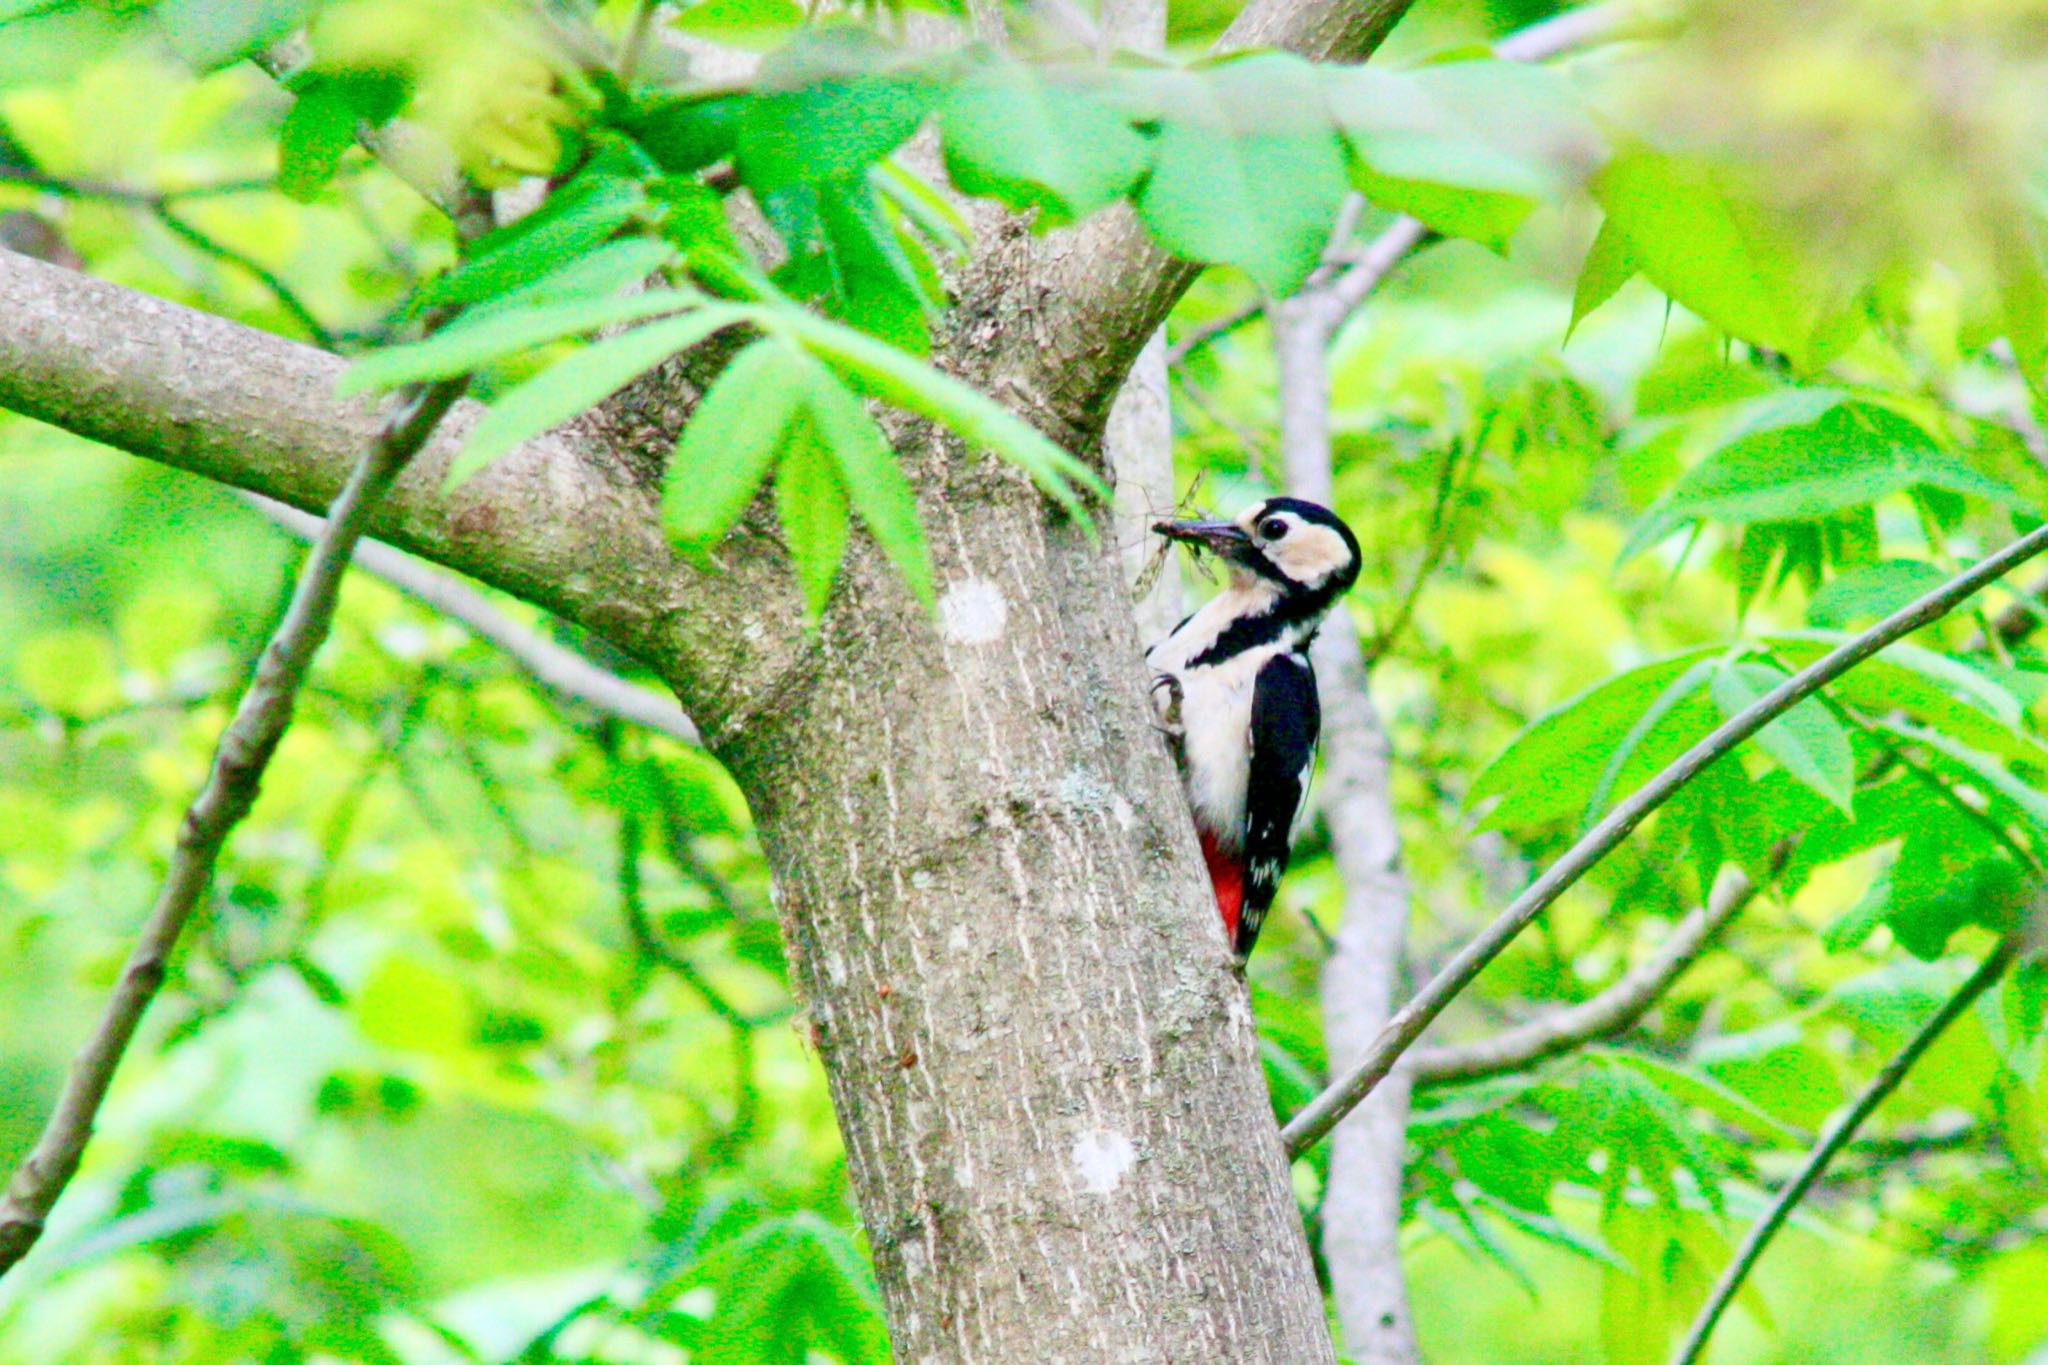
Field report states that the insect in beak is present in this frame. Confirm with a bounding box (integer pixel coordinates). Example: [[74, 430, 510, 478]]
[[1153, 519, 1254, 563]]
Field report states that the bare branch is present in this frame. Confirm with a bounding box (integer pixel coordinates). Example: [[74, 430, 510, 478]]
[[0, 374, 465, 1280], [244, 494, 699, 745], [1671, 937, 2020, 1365], [1281, 522, 2048, 1158], [1409, 862, 1761, 1086]]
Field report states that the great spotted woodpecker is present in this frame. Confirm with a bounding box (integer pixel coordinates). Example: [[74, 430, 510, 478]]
[[1147, 498, 1361, 960]]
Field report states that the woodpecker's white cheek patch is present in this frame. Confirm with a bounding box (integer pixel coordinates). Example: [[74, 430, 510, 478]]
[[939, 578, 1008, 645], [1070, 1129, 1137, 1193]]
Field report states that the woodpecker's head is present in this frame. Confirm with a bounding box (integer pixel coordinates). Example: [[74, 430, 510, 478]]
[[1153, 498, 1361, 605]]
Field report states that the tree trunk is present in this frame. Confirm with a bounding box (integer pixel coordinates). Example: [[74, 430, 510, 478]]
[[698, 416, 1334, 1358]]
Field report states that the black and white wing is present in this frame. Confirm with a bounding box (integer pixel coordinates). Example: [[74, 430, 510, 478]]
[[1239, 650, 1320, 958]]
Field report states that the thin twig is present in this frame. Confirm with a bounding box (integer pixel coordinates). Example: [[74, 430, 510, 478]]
[[244, 494, 699, 745], [0, 375, 466, 1280], [1167, 300, 1266, 367], [150, 203, 338, 349], [1366, 416, 1488, 665], [1409, 859, 1768, 1086], [1671, 937, 2019, 1365], [0, 165, 278, 203], [1280, 521, 2048, 1158], [617, 0, 663, 84]]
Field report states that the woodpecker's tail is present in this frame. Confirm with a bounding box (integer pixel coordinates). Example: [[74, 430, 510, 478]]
[[1197, 828, 1246, 947]]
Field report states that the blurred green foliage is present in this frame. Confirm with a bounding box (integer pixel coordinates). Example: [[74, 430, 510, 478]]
[[2, 0, 2048, 1360]]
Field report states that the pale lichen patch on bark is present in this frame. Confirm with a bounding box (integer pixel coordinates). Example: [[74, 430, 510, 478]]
[[1071, 1129, 1140, 1194], [939, 576, 1011, 645]]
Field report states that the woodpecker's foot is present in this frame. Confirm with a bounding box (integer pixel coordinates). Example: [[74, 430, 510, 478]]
[[1149, 673, 1185, 738]]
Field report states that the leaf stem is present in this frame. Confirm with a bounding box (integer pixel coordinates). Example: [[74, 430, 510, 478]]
[[1281, 521, 2048, 1158]]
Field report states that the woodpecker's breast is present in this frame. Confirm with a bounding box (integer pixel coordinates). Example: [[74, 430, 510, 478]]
[[1147, 582, 1296, 850]]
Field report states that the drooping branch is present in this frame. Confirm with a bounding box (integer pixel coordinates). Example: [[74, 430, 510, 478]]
[[1282, 521, 2048, 1157], [1408, 862, 1760, 1086], [0, 373, 465, 1280], [245, 495, 699, 745], [1671, 936, 2021, 1365]]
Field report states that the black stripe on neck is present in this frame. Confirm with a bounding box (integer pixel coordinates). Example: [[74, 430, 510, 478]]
[[1188, 587, 1334, 669]]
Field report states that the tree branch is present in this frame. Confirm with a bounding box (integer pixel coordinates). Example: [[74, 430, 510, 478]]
[[0, 373, 464, 1280], [0, 248, 798, 741], [1408, 862, 1762, 1086], [1281, 522, 2048, 1158], [1671, 936, 2021, 1365], [244, 494, 699, 745]]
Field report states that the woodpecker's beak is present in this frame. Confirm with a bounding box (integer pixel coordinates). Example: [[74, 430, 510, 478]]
[[1153, 519, 1253, 561]]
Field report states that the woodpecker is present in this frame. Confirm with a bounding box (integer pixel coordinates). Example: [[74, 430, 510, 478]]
[[1147, 498, 1361, 960]]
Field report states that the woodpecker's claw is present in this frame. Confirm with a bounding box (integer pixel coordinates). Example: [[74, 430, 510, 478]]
[[1150, 673, 1186, 766], [1150, 673, 1184, 734]]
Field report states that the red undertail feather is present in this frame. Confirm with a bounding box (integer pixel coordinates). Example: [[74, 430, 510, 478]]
[[1198, 828, 1246, 944]]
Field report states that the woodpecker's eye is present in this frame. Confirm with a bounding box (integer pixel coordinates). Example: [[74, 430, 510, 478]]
[[1259, 517, 1288, 540]]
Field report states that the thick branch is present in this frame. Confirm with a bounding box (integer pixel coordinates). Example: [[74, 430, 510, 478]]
[[246, 495, 699, 745], [0, 248, 795, 739], [1671, 937, 2020, 1365], [1282, 522, 2048, 1157], [1409, 863, 1759, 1086], [0, 374, 462, 1279]]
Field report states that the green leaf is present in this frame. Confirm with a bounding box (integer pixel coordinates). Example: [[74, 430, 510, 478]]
[[1136, 53, 1350, 296], [1827, 821, 2034, 959], [1880, 716, 2048, 839], [1469, 649, 1720, 830], [773, 400, 853, 621], [278, 73, 404, 202], [412, 173, 649, 312], [1709, 660, 1855, 814], [815, 177, 933, 354], [763, 306, 1107, 519], [736, 27, 931, 191], [1326, 60, 1596, 249], [625, 93, 746, 175], [1805, 559, 1953, 629], [1600, 1049, 1807, 1146], [799, 358, 935, 610], [450, 306, 748, 487], [1592, 146, 1824, 364], [667, 0, 805, 49], [937, 57, 1152, 229], [464, 236, 680, 319], [662, 337, 804, 551], [337, 291, 700, 394], [1568, 215, 1637, 339], [1581, 658, 1719, 826], [0, 8, 137, 89], [1765, 634, 2047, 769], [1694, 1020, 1846, 1129], [1621, 389, 2024, 561]]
